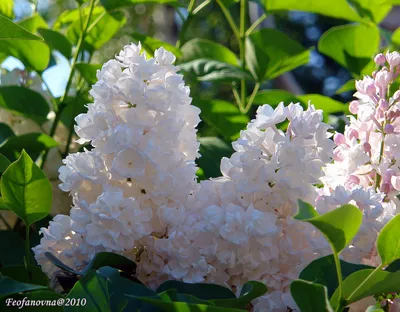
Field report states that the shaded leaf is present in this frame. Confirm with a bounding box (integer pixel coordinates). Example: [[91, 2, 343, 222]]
[[180, 38, 238, 65], [336, 79, 356, 94], [0, 274, 45, 297], [193, 99, 249, 141], [0, 153, 11, 173], [0, 86, 50, 125], [37, 28, 72, 59], [0, 123, 15, 145], [291, 280, 333, 312], [1, 150, 53, 226], [299, 254, 374, 297], [246, 28, 310, 81], [0, 133, 58, 161], [0, 265, 48, 286], [100, 0, 183, 11], [179, 59, 253, 82], [0, 230, 25, 266], [75, 63, 101, 85], [197, 137, 233, 179]]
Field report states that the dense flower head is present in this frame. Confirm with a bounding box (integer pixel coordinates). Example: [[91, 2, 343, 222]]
[[137, 102, 335, 311], [33, 45, 400, 312], [318, 51, 400, 269], [33, 42, 201, 279]]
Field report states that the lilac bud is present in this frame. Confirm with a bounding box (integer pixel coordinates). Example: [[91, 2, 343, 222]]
[[379, 99, 389, 111], [374, 53, 386, 66], [386, 51, 400, 67], [333, 133, 346, 145], [348, 175, 360, 184], [347, 128, 359, 140], [380, 182, 391, 194], [349, 100, 359, 114], [387, 110, 396, 121], [384, 124, 394, 134], [363, 142, 371, 153], [375, 69, 392, 89]]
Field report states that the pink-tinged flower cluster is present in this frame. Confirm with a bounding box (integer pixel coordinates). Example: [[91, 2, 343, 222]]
[[137, 102, 334, 311], [317, 52, 400, 269]]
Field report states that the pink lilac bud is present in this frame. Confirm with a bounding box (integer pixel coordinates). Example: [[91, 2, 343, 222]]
[[356, 77, 376, 95], [380, 182, 391, 194], [372, 70, 378, 78], [386, 51, 400, 67], [374, 53, 386, 66], [334, 133, 346, 145], [333, 149, 343, 161], [387, 110, 396, 121], [349, 100, 359, 114], [348, 175, 360, 184], [379, 99, 389, 111], [384, 124, 394, 134], [347, 128, 359, 140], [363, 142, 371, 153]]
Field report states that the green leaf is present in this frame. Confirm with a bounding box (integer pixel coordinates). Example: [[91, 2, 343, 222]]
[[318, 24, 379, 77], [67, 10, 126, 52], [0, 86, 50, 125], [197, 137, 233, 179], [0, 153, 11, 173], [82, 252, 137, 275], [264, 0, 390, 23], [37, 28, 72, 59], [0, 230, 25, 266], [393, 27, 400, 46], [336, 79, 356, 94], [0, 123, 15, 145], [0, 0, 14, 20], [0, 133, 58, 161], [75, 63, 102, 85], [132, 32, 182, 57], [0, 265, 49, 286], [53, 7, 104, 30], [180, 38, 239, 66], [291, 280, 333, 312], [330, 269, 400, 308], [156, 280, 236, 300], [179, 59, 253, 82], [366, 306, 385, 312], [294, 203, 363, 254], [0, 14, 42, 40], [0, 274, 46, 297], [193, 99, 249, 141], [246, 28, 310, 81], [60, 95, 89, 129], [299, 254, 374, 297], [1, 150, 52, 226], [0, 198, 9, 210], [377, 214, 400, 266], [0, 15, 50, 72], [100, 0, 183, 11], [211, 281, 268, 309], [296, 200, 319, 219], [131, 295, 247, 312], [65, 270, 111, 312]]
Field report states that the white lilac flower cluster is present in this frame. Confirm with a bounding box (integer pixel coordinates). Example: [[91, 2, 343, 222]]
[[33, 43, 201, 279], [33, 45, 400, 312]]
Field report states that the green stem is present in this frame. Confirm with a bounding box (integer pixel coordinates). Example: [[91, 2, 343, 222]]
[[0, 213, 12, 230], [333, 253, 344, 312], [241, 82, 259, 113], [239, 0, 247, 110], [193, 0, 211, 14], [232, 87, 242, 108], [40, 0, 96, 169], [216, 0, 240, 42], [176, 0, 199, 48], [187, 0, 196, 13], [374, 132, 385, 191], [25, 224, 31, 282], [246, 13, 267, 36]]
